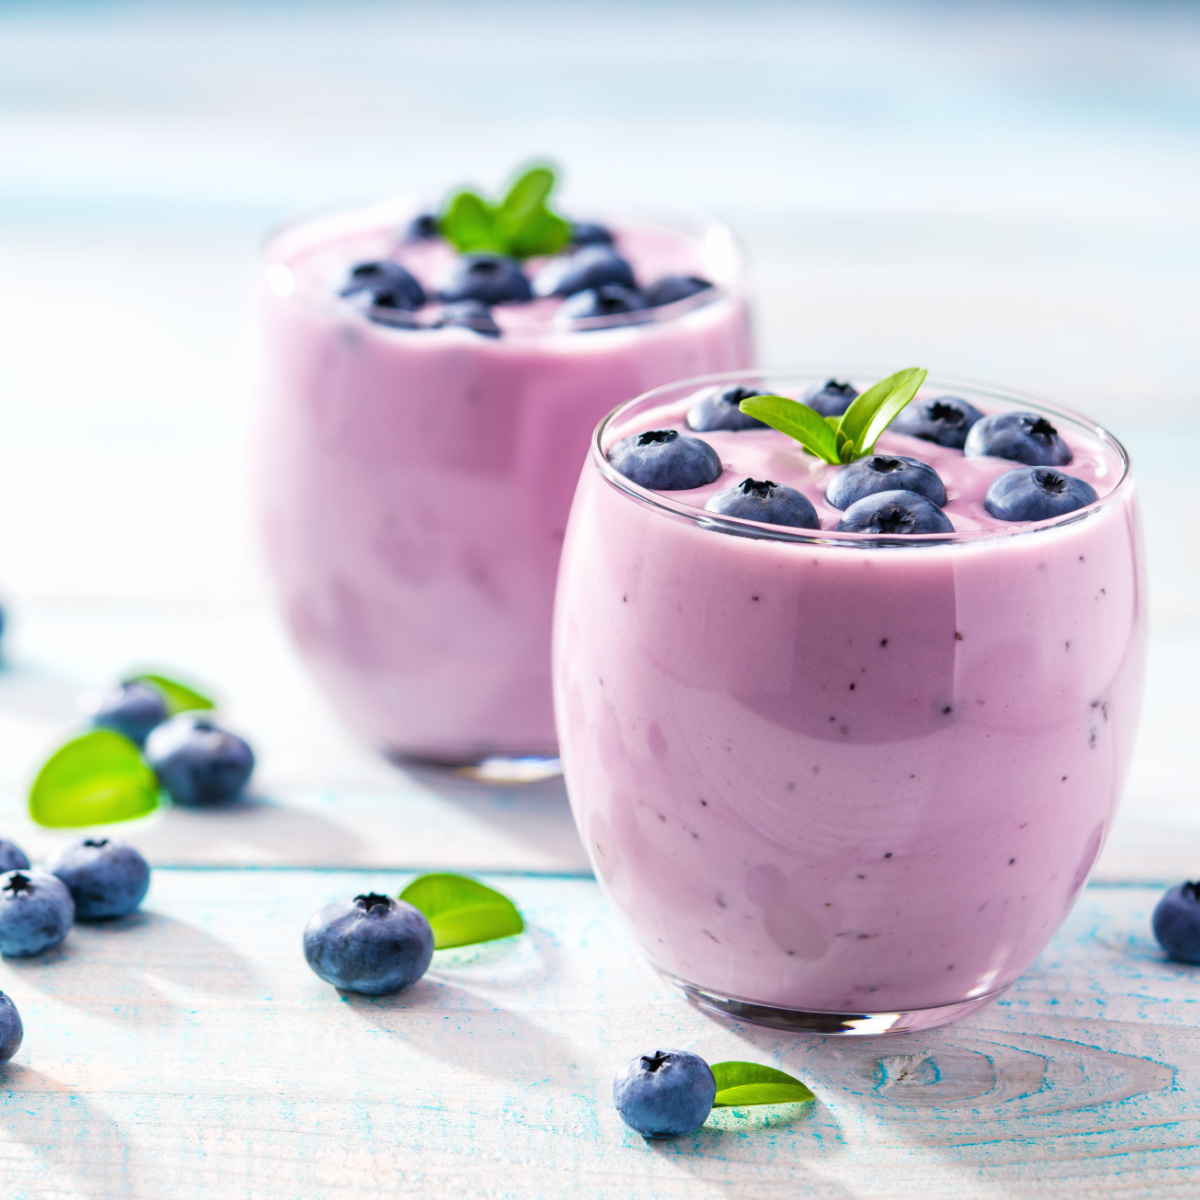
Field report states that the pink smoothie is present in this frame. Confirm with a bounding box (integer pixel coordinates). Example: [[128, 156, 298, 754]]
[[554, 374, 1145, 1027], [255, 199, 754, 763]]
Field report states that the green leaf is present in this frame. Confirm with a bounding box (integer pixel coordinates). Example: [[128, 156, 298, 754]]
[[739, 395, 840, 464], [439, 163, 568, 258], [836, 367, 927, 459], [399, 872, 524, 949], [710, 1062, 815, 1108], [441, 191, 502, 254], [503, 207, 571, 259], [127, 672, 215, 716], [29, 730, 160, 828], [499, 165, 555, 223]]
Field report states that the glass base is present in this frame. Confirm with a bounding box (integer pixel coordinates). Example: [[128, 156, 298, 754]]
[[389, 750, 563, 785], [663, 971, 1004, 1036]]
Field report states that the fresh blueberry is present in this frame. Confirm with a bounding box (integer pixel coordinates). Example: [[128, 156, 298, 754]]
[[0, 871, 73, 957], [557, 285, 647, 324], [644, 275, 713, 307], [613, 1049, 715, 1138], [45, 837, 150, 921], [340, 261, 426, 309], [705, 478, 820, 529], [434, 300, 501, 338], [438, 254, 532, 305], [570, 221, 614, 246], [0, 990, 21, 1064], [533, 246, 636, 298], [0, 839, 29, 874], [826, 454, 947, 510], [405, 212, 440, 241], [608, 429, 722, 490], [86, 681, 168, 748], [1153, 882, 1200, 963], [685, 384, 766, 433], [145, 714, 255, 806], [303, 892, 434, 995], [890, 395, 983, 449], [964, 412, 1072, 466], [985, 467, 1099, 522], [836, 490, 955, 535], [801, 379, 858, 417]]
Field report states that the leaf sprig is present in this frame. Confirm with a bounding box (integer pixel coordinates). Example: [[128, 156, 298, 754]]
[[400, 872, 524, 949], [439, 164, 571, 259], [710, 1061, 814, 1107], [739, 367, 928, 465]]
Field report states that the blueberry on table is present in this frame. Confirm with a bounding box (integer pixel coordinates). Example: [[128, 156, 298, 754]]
[[644, 275, 713, 307], [705, 478, 819, 529], [303, 893, 434, 995], [890, 395, 983, 449], [434, 300, 501, 337], [437, 254, 532, 305], [826, 454, 947, 510], [836, 489, 955, 534], [144, 714, 255, 806], [1154, 883, 1200, 962], [613, 1049, 716, 1138], [404, 212, 440, 241], [87, 680, 168, 748], [340, 261, 426, 309], [45, 837, 150, 921], [0, 870, 74, 957], [801, 379, 858, 417], [0, 839, 29, 873], [686, 384, 766, 433], [608, 429, 722, 490], [569, 221, 615, 246], [533, 246, 637, 298], [984, 467, 1098, 522], [964, 411, 1072, 466], [0, 991, 21, 1064], [557, 284, 647, 323]]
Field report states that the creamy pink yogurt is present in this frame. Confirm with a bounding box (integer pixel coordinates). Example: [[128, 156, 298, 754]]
[[554, 373, 1145, 1029], [255, 200, 754, 763]]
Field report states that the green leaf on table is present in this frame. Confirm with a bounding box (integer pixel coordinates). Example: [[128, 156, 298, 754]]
[[739, 394, 841, 464], [29, 729, 160, 828], [837, 366, 927, 459], [710, 1061, 815, 1108], [399, 872, 525, 949], [126, 672, 216, 715], [439, 163, 570, 259]]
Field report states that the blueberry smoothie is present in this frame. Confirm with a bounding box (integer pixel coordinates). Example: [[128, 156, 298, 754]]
[[554, 371, 1145, 1032], [255, 176, 753, 765]]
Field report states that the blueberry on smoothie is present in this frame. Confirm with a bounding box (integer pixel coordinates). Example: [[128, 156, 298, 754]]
[[964, 412, 1072, 466], [890, 395, 983, 449], [613, 1049, 715, 1138], [801, 379, 858, 417], [570, 221, 614, 246], [533, 246, 636, 298], [404, 212, 440, 241], [303, 892, 434, 995], [1153, 882, 1200, 963], [45, 837, 151, 921], [686, 385, 766, 433], [340, 261, 426, 309], [438, 254, 532, 305], [608, 429, 722, 490], [984, 467, 1098, 522], [434, 300, 501, 337], [87, 680, 168, 748], [644, 275, 713, 307], [558, 285, 647, 323], [836, 490, 954, 534], [145, 714, 255, 806], [0, 840, 30, 874], [0, 991, 21, 1064], [0, 871, 73, 957], [826, 455, 947, 510], [705, 478, 819, 529]]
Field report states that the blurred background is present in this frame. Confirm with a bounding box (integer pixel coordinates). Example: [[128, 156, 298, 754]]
[[0, 0, 1196, 869]]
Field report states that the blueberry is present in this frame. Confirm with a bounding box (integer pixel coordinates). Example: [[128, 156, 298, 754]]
[[890, 395, 983, 449], [144, 714, 255, 806], [557, 285, 647, 324], [801, 379, 858, 417], [405, 212, 439, 241], [1153, 882, 1200, 963], [340, 261, 426, 309], [533, 246, 636, 298], [570, 221, 614, 246], [608, 429, 722, 490], [0, 871, 73, 957], [86, 681, 168, 747], [0, 990, 21, 1064], [836, 490, 954, 535], [303, 892, 434, 995], [964, 412, 1072, 466], [0, 839, 29, 874], [613, 1049, 715, 1138], [438, 255, 532, 305], [45, 837, 150, 921], [826, 455, 947, 510], [434, 300, 501, 338], [985, 467, 1098, 522], [705, 478, 820, 529], [685, 384, 766, 433], [644, 275, 713, 307]]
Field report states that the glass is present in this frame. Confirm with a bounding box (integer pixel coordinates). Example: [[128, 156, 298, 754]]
[[253, 197, 754, 772], [554, 371, 1146, 1034]]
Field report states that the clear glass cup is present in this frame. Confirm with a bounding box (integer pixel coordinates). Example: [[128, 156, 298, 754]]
[[554, 370, 1146, 1034], [253, 198, 754, 774]]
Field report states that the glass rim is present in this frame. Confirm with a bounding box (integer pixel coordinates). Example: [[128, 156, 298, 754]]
[[589, 369, 1134, 549]]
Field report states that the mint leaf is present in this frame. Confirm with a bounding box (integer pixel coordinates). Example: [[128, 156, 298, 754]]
[[837, 367, 927, 461], [29, 730, 160, 828], [439, 164, 569, 259], [126, 672, 215, 716], [400, 872, 524, 949], [739, 395, 840, 464], [499, 165, 555, 223], [441, 191, 502, 254], [710, 1062, 814, 1107]]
